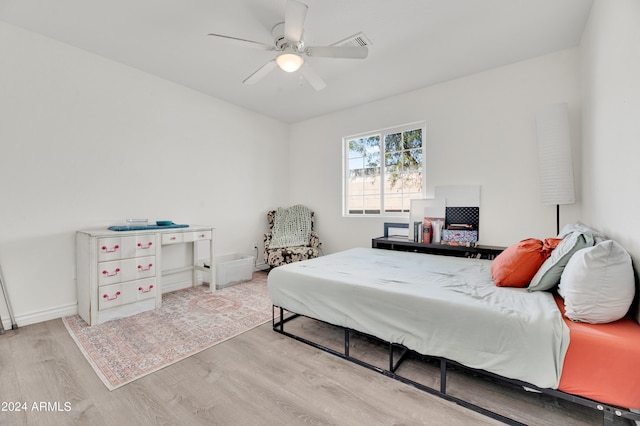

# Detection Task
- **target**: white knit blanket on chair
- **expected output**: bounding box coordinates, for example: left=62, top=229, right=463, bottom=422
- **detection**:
left=269, top=205, right=312, bottom=249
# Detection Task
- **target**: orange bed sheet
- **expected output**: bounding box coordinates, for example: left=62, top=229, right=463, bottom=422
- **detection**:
left=555, top=295, right=640, bottom=409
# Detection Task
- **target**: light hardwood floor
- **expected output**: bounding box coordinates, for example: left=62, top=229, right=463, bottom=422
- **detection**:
left=0, top=314, right=630, bottom=426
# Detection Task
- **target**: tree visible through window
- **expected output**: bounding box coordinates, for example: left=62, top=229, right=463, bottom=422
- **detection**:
left=344, top=122, right=425, bottom=215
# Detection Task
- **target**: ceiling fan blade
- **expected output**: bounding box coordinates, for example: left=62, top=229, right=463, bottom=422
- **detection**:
left=299, top=63, right=326, bottom=91
left=305, top=46, right=368, bottom=59
left=284, top=0, right=308, bottom=43
left=208, top=33, right=274, bottom=51
left=243, top=60, right=278, bottom=85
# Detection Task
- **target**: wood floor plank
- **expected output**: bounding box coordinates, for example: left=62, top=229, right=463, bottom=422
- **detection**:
left=0, top=316, right=631, bottom=426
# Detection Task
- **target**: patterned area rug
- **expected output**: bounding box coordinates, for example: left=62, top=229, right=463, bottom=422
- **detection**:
left=63, top=272, right=275, bottom=390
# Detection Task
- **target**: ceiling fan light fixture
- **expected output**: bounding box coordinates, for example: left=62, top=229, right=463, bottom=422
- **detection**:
left=276, top=52, right=304, bottom=72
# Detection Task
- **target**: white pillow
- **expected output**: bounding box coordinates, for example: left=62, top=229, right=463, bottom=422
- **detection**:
left=528, top=231, right=593, bottom=292
left=559, top=240, right=634, bottom=324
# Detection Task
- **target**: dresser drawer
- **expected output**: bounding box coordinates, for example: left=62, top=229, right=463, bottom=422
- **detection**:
left=161, top=233, right=184, bottom=245
left=98, top=255, right=156, bottom=286
left=183, top=230, right=212, bottom=242
left=98, top=283, right=135, bottom=311
left=97, top=235, right=156, bottom=261
left=98, top=278, right=157, bottom=311
left=135, top=280, right=157, bottom=301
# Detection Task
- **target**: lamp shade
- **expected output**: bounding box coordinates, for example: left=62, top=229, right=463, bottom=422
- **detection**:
left=536, top=103, right=576, bottom=206
left=276, top=53, right=304, bottom=72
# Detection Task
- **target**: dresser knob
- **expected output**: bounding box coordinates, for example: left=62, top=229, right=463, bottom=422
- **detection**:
left=101, top=244, right=120, bottom=253
left=138, top=285, right=154, bottom=293
left=103, top=291, right=121, bottom=301
left=137, top=263, right=153, bottom=271
left=102, top=268, right=120, bottom=277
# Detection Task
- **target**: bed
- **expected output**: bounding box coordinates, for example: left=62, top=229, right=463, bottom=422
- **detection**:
left=268, top=247, right=640, bottom=425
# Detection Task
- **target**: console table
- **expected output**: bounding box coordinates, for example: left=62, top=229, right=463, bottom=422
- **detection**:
left=372, top=236, right=504, bottom=260
left=76, top=225, right=215, bottom=326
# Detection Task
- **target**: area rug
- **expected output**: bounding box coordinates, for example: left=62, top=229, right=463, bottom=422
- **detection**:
left=63, top=272, right=275, bottom=391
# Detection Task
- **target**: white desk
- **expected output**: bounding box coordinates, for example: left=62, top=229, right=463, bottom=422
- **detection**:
left=76, top=225, right=215, bottom=326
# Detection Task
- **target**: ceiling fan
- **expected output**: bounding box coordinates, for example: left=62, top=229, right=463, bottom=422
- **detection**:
left=208, top=0, right=368, bottom=91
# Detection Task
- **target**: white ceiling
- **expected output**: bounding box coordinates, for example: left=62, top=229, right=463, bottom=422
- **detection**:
left=0, top=0, right=594, bottom=123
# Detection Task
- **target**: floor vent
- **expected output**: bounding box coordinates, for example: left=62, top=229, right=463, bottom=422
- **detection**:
left=331, top=32, right=372, bottom=48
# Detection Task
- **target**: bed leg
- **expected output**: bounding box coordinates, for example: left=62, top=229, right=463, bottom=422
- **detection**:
left=389, top=344, right=409, bottom=373
left=603, top=408, right=614, bottom=426
left=279, top=307, right=284, bottom=332
left=440, top=359, right=447, bottom=394
left=344, top=329, right=350, bottom=357
left=389, top=343, right=394, bottom=372
left=601, top=405, right=626, bottom=426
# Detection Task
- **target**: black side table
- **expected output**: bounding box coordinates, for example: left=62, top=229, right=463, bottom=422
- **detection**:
left=371, top=237, right=504, bottom=260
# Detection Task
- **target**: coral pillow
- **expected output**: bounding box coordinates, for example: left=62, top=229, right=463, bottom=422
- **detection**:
left=491, top=238, right=561, bottom=287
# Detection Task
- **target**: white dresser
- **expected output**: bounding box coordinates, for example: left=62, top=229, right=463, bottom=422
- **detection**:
left=76, top=225, right=215, bottom=325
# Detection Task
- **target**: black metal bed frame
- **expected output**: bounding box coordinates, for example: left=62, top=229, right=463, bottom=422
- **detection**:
left=272, top=306, right=640, bottom=426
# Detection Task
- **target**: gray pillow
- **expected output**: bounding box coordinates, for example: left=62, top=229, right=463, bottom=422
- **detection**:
left=558, top=222, right=607, bottom=243
left=528, top=231, right=594, bottom=292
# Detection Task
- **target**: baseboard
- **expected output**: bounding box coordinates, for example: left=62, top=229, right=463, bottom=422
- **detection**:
left=1, top=317, right=11, bottom=331
left=1, top=302, right=77, bottom=329
left=254, top=262, right=269, bottom=271
left=0, top=271, right=250, bottom=330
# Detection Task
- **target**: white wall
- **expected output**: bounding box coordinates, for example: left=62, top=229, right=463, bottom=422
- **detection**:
left=0, top=22, right=290, bottom=327
left=6, top=0, right=635, bottom=328
left=579, top=0, right=640, bottom=267
left=290, top=49, right=582, bottom=254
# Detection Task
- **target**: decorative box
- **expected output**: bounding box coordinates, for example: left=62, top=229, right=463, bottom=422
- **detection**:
left=442, top=229, right=478, bottom=243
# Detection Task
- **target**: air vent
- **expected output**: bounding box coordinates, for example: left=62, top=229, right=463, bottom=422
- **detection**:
left=331, top=32, right=372, bottom=48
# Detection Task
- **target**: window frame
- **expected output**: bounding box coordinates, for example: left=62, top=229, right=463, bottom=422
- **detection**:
left=342, top=121, right=427, bottom=217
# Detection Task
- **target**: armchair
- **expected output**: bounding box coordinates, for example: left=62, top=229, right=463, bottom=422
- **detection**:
left=263, top=206, right=320, bottom=268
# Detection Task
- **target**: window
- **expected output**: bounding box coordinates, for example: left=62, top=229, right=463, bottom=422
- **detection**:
left=344, top=122, right=426, bottom=216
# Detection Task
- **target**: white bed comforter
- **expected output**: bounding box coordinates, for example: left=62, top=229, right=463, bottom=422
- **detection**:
left=268, top=247, right=570, bottom=389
